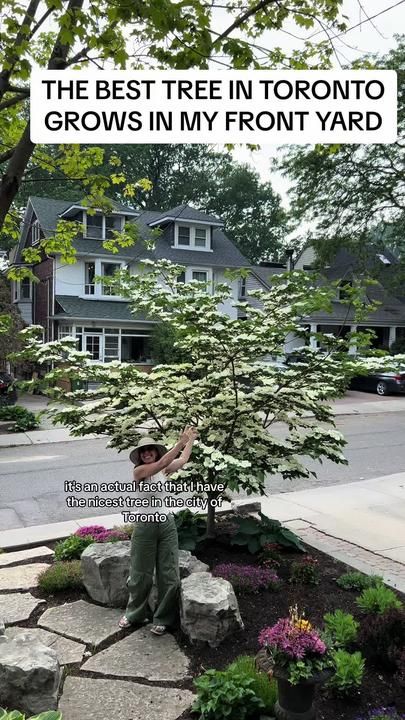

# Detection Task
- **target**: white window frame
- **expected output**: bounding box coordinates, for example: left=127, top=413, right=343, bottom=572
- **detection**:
left=82, top=259, right=124, bottom=299
left=173, top=223, right=212, bottom=251
left=59, top=325, right=153, bottom=364
left=83, top=211, right=124, bottom=240
left=13, top=279, right=32, bottom=302
left=182, top=266, right=213, bottom=292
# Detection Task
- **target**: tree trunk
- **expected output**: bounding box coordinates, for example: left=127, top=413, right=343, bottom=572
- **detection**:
left=205, top=489, right=218, bottom=538
left=0, top=0, right=84, bottom=231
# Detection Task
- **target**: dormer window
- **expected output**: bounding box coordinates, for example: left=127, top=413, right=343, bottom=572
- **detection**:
left=178, top=226, right=190, bottom=246
left=195, top=228, right=207, bottom=248
left=84, top=212, right=124, bottom=240
left=174, top=224, right=211, bottom=251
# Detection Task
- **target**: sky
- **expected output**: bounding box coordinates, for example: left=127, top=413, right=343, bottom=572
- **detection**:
left=230, top=0, right=404, bottom=204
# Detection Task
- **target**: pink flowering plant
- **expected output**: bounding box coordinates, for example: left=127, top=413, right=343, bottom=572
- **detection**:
left=258, top=606, right=332, bottom=684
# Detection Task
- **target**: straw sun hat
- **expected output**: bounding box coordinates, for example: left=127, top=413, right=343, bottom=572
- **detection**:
left=129, top=436, right=168, bottom=465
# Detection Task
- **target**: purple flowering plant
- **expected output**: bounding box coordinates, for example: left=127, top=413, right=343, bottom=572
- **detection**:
left=355, top=708, right=405, bottom=720
left=75, top=526, right=128, bottom=543
left=75, top=525, right=107, bottom=539
left=258, top=605, right=332, bottom=685
left=212, top=562, right=280, bottom=593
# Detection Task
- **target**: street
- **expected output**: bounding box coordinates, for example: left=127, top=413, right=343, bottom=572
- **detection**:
left=1, top=407, right=405, bottom=529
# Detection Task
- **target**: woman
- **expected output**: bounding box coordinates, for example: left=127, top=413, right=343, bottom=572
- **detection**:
left=119, top=426, right=198, bottom=635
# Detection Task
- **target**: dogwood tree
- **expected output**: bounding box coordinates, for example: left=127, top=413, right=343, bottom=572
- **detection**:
left=12, top=262, right=404, bottom=535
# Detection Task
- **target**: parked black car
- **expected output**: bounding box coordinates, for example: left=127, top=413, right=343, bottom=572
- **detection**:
left=350, top=370, right=405, bottom=396
left=0, top=372, right=17, bottom=404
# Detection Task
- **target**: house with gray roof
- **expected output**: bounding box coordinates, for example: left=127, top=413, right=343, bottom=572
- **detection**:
left=10, top=197, right=250, bottom=366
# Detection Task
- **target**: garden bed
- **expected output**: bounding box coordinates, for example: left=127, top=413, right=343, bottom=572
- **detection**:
left=1, top=515, right=404, bottom=720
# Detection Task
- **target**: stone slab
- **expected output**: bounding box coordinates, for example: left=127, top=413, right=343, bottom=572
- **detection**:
left=0, top=563, right=50, bottom=591
left=59, top=677, right=194, bottom=720
left=0, top=593, right=45, bottom=625
left=82, top=625, right=190, bottom=681
left=5, top=627, right=85, bottom=665
left=0, top=546, right=54, bottom=567
left=38, top=600, right=122, bottom=647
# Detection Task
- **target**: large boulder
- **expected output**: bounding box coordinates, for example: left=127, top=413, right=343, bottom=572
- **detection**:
left=180, top=571, right=244, bottom=647
left=148, top=550, right=209, bottom=612
left=0, top=634, right=60, bottom=714
left=81, top=542, right=209, bottom=609
left=81, top=541, right=131, bottom=607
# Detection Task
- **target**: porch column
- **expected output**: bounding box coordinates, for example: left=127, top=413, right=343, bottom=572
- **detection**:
left=389, top=326, right=396, bottom=349
left=310, top=324, right=318, bottom=349
left=349, top=325, right=357, bottom=355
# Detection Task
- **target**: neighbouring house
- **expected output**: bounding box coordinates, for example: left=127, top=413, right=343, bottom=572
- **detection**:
left=9, top=197, right=250, bottom=368
left=251, top=245, right=405, bottom=354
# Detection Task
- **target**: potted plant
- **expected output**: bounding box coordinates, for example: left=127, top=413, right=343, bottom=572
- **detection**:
left=257, top=605, right=332, bottom=720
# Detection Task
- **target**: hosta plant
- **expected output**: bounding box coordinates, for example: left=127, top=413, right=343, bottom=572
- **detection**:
left=192, top=668, right=265, bottom=720
left=230, top=513, right=304, bottom=555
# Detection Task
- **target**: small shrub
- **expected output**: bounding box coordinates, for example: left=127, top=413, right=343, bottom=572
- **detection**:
left=113, top=524, right=133, bottom=538
left=356, top=585, right=402, bottom=614
left=259, top=543, right=283, bottom=569
left=0, top=711, right=62, bottom=720
left=323, top=609, right=359, bottom=648
left=0, top=405, right=39, bottom=432
left=226, top=655, right=278, bottom=713
left=192, top=668, right=265, bottom=720
left=38, top=561, right=83, bottom=594
left=213, top=563, right=280, bottom=593
left=290, top=555, right=319, bottom=585
left=327, top=650, right=365, bottom=695
left=54, top=534, right=94, bottom=561
left=337, top=571, right=383, bottom=592
left=359, top=608, right=405, bottom=670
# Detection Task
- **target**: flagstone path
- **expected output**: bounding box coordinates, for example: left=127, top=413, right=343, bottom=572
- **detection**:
left=0, top=546, right=196, bottom=719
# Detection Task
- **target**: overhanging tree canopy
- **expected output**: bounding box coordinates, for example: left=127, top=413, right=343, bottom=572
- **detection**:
left=1, top=0, right=351, bottom=262
left=277, top=38, right=405, bottom=266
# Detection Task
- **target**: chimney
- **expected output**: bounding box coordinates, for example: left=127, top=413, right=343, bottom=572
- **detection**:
left=285, top=249, right=294, bottom=272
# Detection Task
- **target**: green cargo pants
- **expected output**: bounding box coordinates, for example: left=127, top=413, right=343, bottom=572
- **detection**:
left=125, top=515, right=180, bottom=628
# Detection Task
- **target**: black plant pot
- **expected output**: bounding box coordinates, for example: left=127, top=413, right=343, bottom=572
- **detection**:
left=273, top=667, right=331, bottom=720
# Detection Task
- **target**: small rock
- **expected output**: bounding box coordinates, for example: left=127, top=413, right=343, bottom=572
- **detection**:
left=180, top=572, right=244, bottom=647
left=178, top=549, right=209, bottom=578
left=231, top=499, right=262, bottom=515
left=0, top=618, right=5, bottom=635
left=0, top=635, right=60, bottom=715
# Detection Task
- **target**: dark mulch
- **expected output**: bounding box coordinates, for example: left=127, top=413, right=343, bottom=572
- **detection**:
left=2, top=519, right=404, bottom=720
left=174, top=525, right=404, bottom=720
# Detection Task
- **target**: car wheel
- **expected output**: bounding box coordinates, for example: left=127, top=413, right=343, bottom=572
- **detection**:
left=376, top=381, right=388, bottom=396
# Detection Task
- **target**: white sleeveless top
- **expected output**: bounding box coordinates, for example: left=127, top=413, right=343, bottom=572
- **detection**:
left=135, top=470, right=172, bottom=516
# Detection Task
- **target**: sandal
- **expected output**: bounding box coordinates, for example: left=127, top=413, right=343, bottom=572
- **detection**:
left=119, top=616, right=131, bottom=629
left=150, top=625, right=166, bottom=635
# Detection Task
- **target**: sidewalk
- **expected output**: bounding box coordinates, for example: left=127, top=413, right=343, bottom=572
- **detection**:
left=1, top=391, right=404, bottom=448
left=0, top=473, right=404, bottom=592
